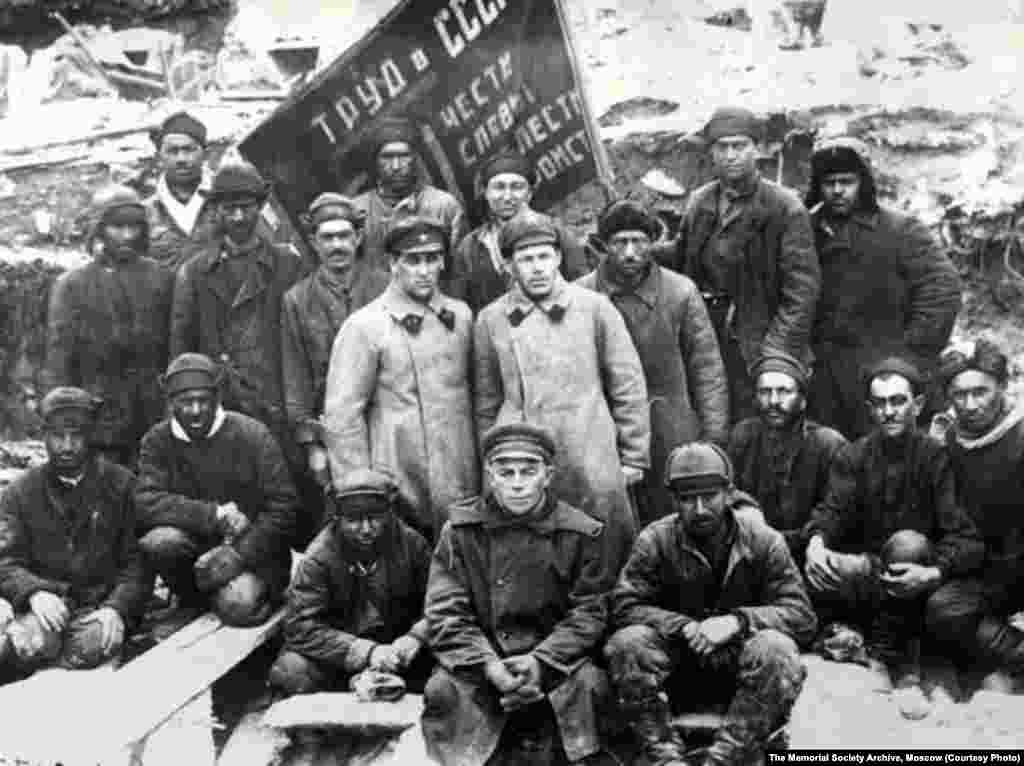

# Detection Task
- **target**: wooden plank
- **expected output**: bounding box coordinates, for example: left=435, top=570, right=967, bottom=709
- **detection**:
left=263, top=693, right=423, bottom=734
left=216, top=709, right=290, bottom=766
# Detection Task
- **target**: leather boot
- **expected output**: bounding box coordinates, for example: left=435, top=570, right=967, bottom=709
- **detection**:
left=977, top=617, right=1024, bottom=675
left=621, top=679, right=688, bottom=766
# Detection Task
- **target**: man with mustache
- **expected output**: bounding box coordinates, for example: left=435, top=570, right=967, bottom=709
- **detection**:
left=281, top=194, right=387, bottom=540
left=805, top=137, right=961, bottom=439
left=323, top=216, right=478, bottom=541
left=728, top=352, right=846, bottom=562
left=0, top=388, right=150, bottom=682
left=44, top=184, right=174, bottom=468
left=672, top=106, right=820, bottom=423
left=803, top=358, right=982, bottom=704
left=135, top=353, right=299, bottom=627
left=268, top=469, right=432, bottom=697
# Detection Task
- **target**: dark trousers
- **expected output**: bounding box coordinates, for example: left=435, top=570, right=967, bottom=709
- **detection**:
left=268, top=647, right=433, bottom=696
left=0, top=608, right=122, bottom=683
left=927, top=578, right=1024, bottom=673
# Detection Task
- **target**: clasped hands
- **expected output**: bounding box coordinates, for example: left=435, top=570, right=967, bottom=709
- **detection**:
left=485, top=654, right=545, bottom=712
left=683, top=614, right=742, bottom=659
left=368, top=634, right=423, bottom=674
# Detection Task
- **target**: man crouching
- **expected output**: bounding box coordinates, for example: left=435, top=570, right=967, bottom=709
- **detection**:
left=0, top=388, right=151, bottom=681
left=423, top=422, right=614, bottom=765
left=606, top=443, right=816, bottom=766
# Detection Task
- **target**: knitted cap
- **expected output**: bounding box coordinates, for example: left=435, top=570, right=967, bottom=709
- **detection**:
left=40, top=387, right=99, bottom=424
left=750, top=351, right=810, bottom=392
left=151, top=110, right=207, bottom=148
left=665, top=442, right=733, bottom=494
left=368, top=118, right=419, bottom=159
left=92, top=184, right=147, bottom=227
left=864, top=356, right=923, bottom=396
left=479, top=151, right=535, bottom=187
left=206, top=160, right=269, bottom=203
left=704, top=106, right=762, bottom=144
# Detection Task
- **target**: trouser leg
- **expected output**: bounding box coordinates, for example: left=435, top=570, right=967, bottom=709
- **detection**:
left=138, top=525, right=209, bottom=607
left=268, top=649, right=332, bottom=695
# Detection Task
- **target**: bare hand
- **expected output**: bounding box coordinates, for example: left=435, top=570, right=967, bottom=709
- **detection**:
left=1009, top=612, right=1024, bottom=632
left=29, top=591, right=68, bottom=632
left=216, top=502, right=250, bottom=542
left=0, top=598, right=13, bottom=628
left=80, top=606, right=125, bottom=653
left=805, top=538, right=841, bottom=593
left=485, top=659, right=525, bottom=695
left=369, top=644, right=402, bottom=673
left=622, top=465, right=645, bottom=486
left=880, top=563, right=941, bottom=599
left=699, top=615, right=742, bottom=648
left=390, top=634, right=422, bottom=669
left=499, top=655, right=545, bottom=712
left=307, top=446, right=331, bottom=488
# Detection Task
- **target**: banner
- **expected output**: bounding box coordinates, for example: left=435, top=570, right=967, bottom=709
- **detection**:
left=239, top=0, right=609, bottom=237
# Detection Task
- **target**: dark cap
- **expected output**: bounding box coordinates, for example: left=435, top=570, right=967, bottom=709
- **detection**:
left=162, top=353, right=223, bottom=396
left=92, top=184, right=147, bottom=227
left=40, top=387, right=99, bottom=424
left=938, top=339, right=1010, bottom=387
left=482, top=421, right=557, bottom=463
left=368, top=118, right=418, bottom=159
left=499, top=210, right=559, bottom=259
left=704, top=106, right=762, bottom=144
left=597, top=199, right=660, bottom=242
left=306, top=192, right=364, bottom=232
left=206, top=160, right=269, bottom=204
left=479, top=151, right=535, bottom=187
left=750, top=351, right=810, bottom=392
left=665, top=442, right=733, bottom=494
left=331, top=468, right=397, bottom=517
left=151, top=110, right=207, bottom=148
left=811, top=136, right=872, bottom=178
left=864, top=356, right=923, bottom=396
left=384, top=216, right=448, bottom=255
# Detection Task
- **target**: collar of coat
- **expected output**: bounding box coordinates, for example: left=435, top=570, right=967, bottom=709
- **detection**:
left=951, top=398, right=1024, bottom=451
left=671, top=496, right=765, bottom=567
left=200, top=232, right=275, bottom=274
left=171, top=406, right=227, bottom=442
left=505, top=274, right=572, bottom=319
left=594, top=260, right=660, bottom=310
left=812, top=207, right=880, bottom=236
left=381, top=281, right=452, bottom=322
left=447, top=493, right=603, bottom=538
left=155, top=166, right=213, bottom=236
left=692, top=176, right=773, bottom=227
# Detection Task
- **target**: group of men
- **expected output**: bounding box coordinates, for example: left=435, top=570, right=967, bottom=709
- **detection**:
left=0, top=101, right=1021, bottom=766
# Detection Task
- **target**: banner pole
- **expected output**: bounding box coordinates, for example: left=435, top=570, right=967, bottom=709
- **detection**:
left=552, top=0, right=618, bottom=205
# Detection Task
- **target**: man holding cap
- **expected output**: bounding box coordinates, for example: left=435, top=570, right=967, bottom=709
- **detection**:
left=805, top=136, right=961, bottom=439
left=673, top=106, right=820, bottom=423
left=353, top=118, right=467, bottom=274
left=606, top=442, right=814, bottom=766
left=475, top=209, right=649, bottom=573
left=579, top=199, right=729, bottom=523
left=423, top=422, right=613, bottom=765
left=0, top=387, right=150, bottom=680
left=728, top=351, right=846, bottom=561
left=136, top=353, right=299, bottom=627
left=803, top=357, right=982, bottom=700
left=448, top=150, right=588, bottom=313
left=44, top=184, right=175, bottom=469
left=323, top=215, right=477, bottom=540
left=269, top=468, right=432, bottom=697
left=281, top=193, right=388, bottom=540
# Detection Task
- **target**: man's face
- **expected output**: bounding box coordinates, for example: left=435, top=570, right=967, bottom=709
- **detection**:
left=673, top=486, right=729, bottom=539
left=487, top=456, right=552, bottom=516
left=484, top=172, right=532, bottom=222
left=710, top=135, right=759, bottom=184
left=606, top=229, right=653, bottom=283
left=171, top=388, right=219, bottom=441
left=101, top=221, right=145, bottom=262
left=376, top=141, right=416, bottom=191
left=336, top=511, right=389, bottom=551
left=44, top=420, right=91, bottom=477
left=392, top=247, right=444, bottom=303
left=508, top=243, right=562, bottom=300
left=821, top=171, right=861, bottom=218
left=949, top=370, right=1005, bottom=436
left=755, top=371, right=805, bottom=429
left=217, top=197, right=262, bottom=244
left=313, top=218, right=361, bottom=276
left=867, top=374, right=922, bottom=440
left=159, top=134, right=204, bottom=187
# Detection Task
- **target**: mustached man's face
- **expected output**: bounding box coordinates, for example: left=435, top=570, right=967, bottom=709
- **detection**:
left=313, top=218, right=361, bottom=276
left=755, top=371, right=805, bottom=429
left=821, top=171, right=861, bottom=218
left=867, top=374, right=922, bottom=440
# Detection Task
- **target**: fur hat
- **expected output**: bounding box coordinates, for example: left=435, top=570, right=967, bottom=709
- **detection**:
left=703, top=106, right=762, bottom=144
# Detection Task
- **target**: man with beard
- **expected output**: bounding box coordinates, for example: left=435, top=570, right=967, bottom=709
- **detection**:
left=673, top=107, right=820, bottom=423
left=323, top=216, right=478, bottom=541
left=728, top=353, right=846, bottom=561
left=926, top=340, right=1024, bottom=692
left=0, top=388, right=150, bottom=681
left=474, top=210, right=649, bottom=575
left=268, top=469, right=432, bottom=696
left=423, top=422, right=614, bottom=766
left=281, top=194, right=388, bottom=540
left=805, top=137, right=961, bottom=439
left=605, top=442, right=815, bottom=766
left=578, top=200, right=729, bottom=524
left=448, top=151, right=588, bottom=313
left=136, top=353, right=298, bottom=627
left=44, top=184, right=174, bottom=468
left=353, top=118, right=467, bottom=274
left=803, top=358, right=982, bottom=702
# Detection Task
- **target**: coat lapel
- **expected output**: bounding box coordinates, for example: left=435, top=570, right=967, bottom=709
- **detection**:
left=232, top=243, right=274, bottom=310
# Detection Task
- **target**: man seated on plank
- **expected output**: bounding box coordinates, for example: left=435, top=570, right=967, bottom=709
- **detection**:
left=135, top=352, right=299, bottom=628
left=0, top=387, right=151, bottom=682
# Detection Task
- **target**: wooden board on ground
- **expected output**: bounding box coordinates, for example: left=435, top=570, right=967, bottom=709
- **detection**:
left=264, top=693, right=423, bottom=734
left=217, top=708, right=291, bottom=766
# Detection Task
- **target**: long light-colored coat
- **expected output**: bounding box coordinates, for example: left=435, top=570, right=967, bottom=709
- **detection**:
left=322, top=282, right=479, bottom=538
left=474, top=277, right=650, bottom=572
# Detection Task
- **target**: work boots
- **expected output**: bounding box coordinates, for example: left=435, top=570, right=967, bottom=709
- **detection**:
left=977, top=616, right=1024, bottom=678
left=619, top=675, right=689, bottom=766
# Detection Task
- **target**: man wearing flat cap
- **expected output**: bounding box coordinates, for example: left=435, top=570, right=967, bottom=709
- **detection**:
left=672, top=106, right=820, bottom=424
left=475, top=209, right=650, bottom=575
left=268, top=468, right=433, bottom=697
left=728, top=352, right=846, bottom=562
left=927, top=339, right=1024, bottom=692
left=448, top=150, right=588, bottom=313
left=0, top=387, right=151, bottom=681
left=281, top=193, right=388, bottom=541
left=135, top=353, right=299, bottom=627
left=805, top=136, right=962, bottom=440
left=171, top=160, right=310, bottom=527
left=44, top=183, right=175, bottom=469
left=803, top=357, right=982, bottom=703
left=579, top=199, right=729, bottom=524
left=423, top=422, right=614, bottom=765
left=353, top=117, right=467, bottom=274
left=606, top=442, right=814, bottom=766
left=323, top=215, right=477, bottom=541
